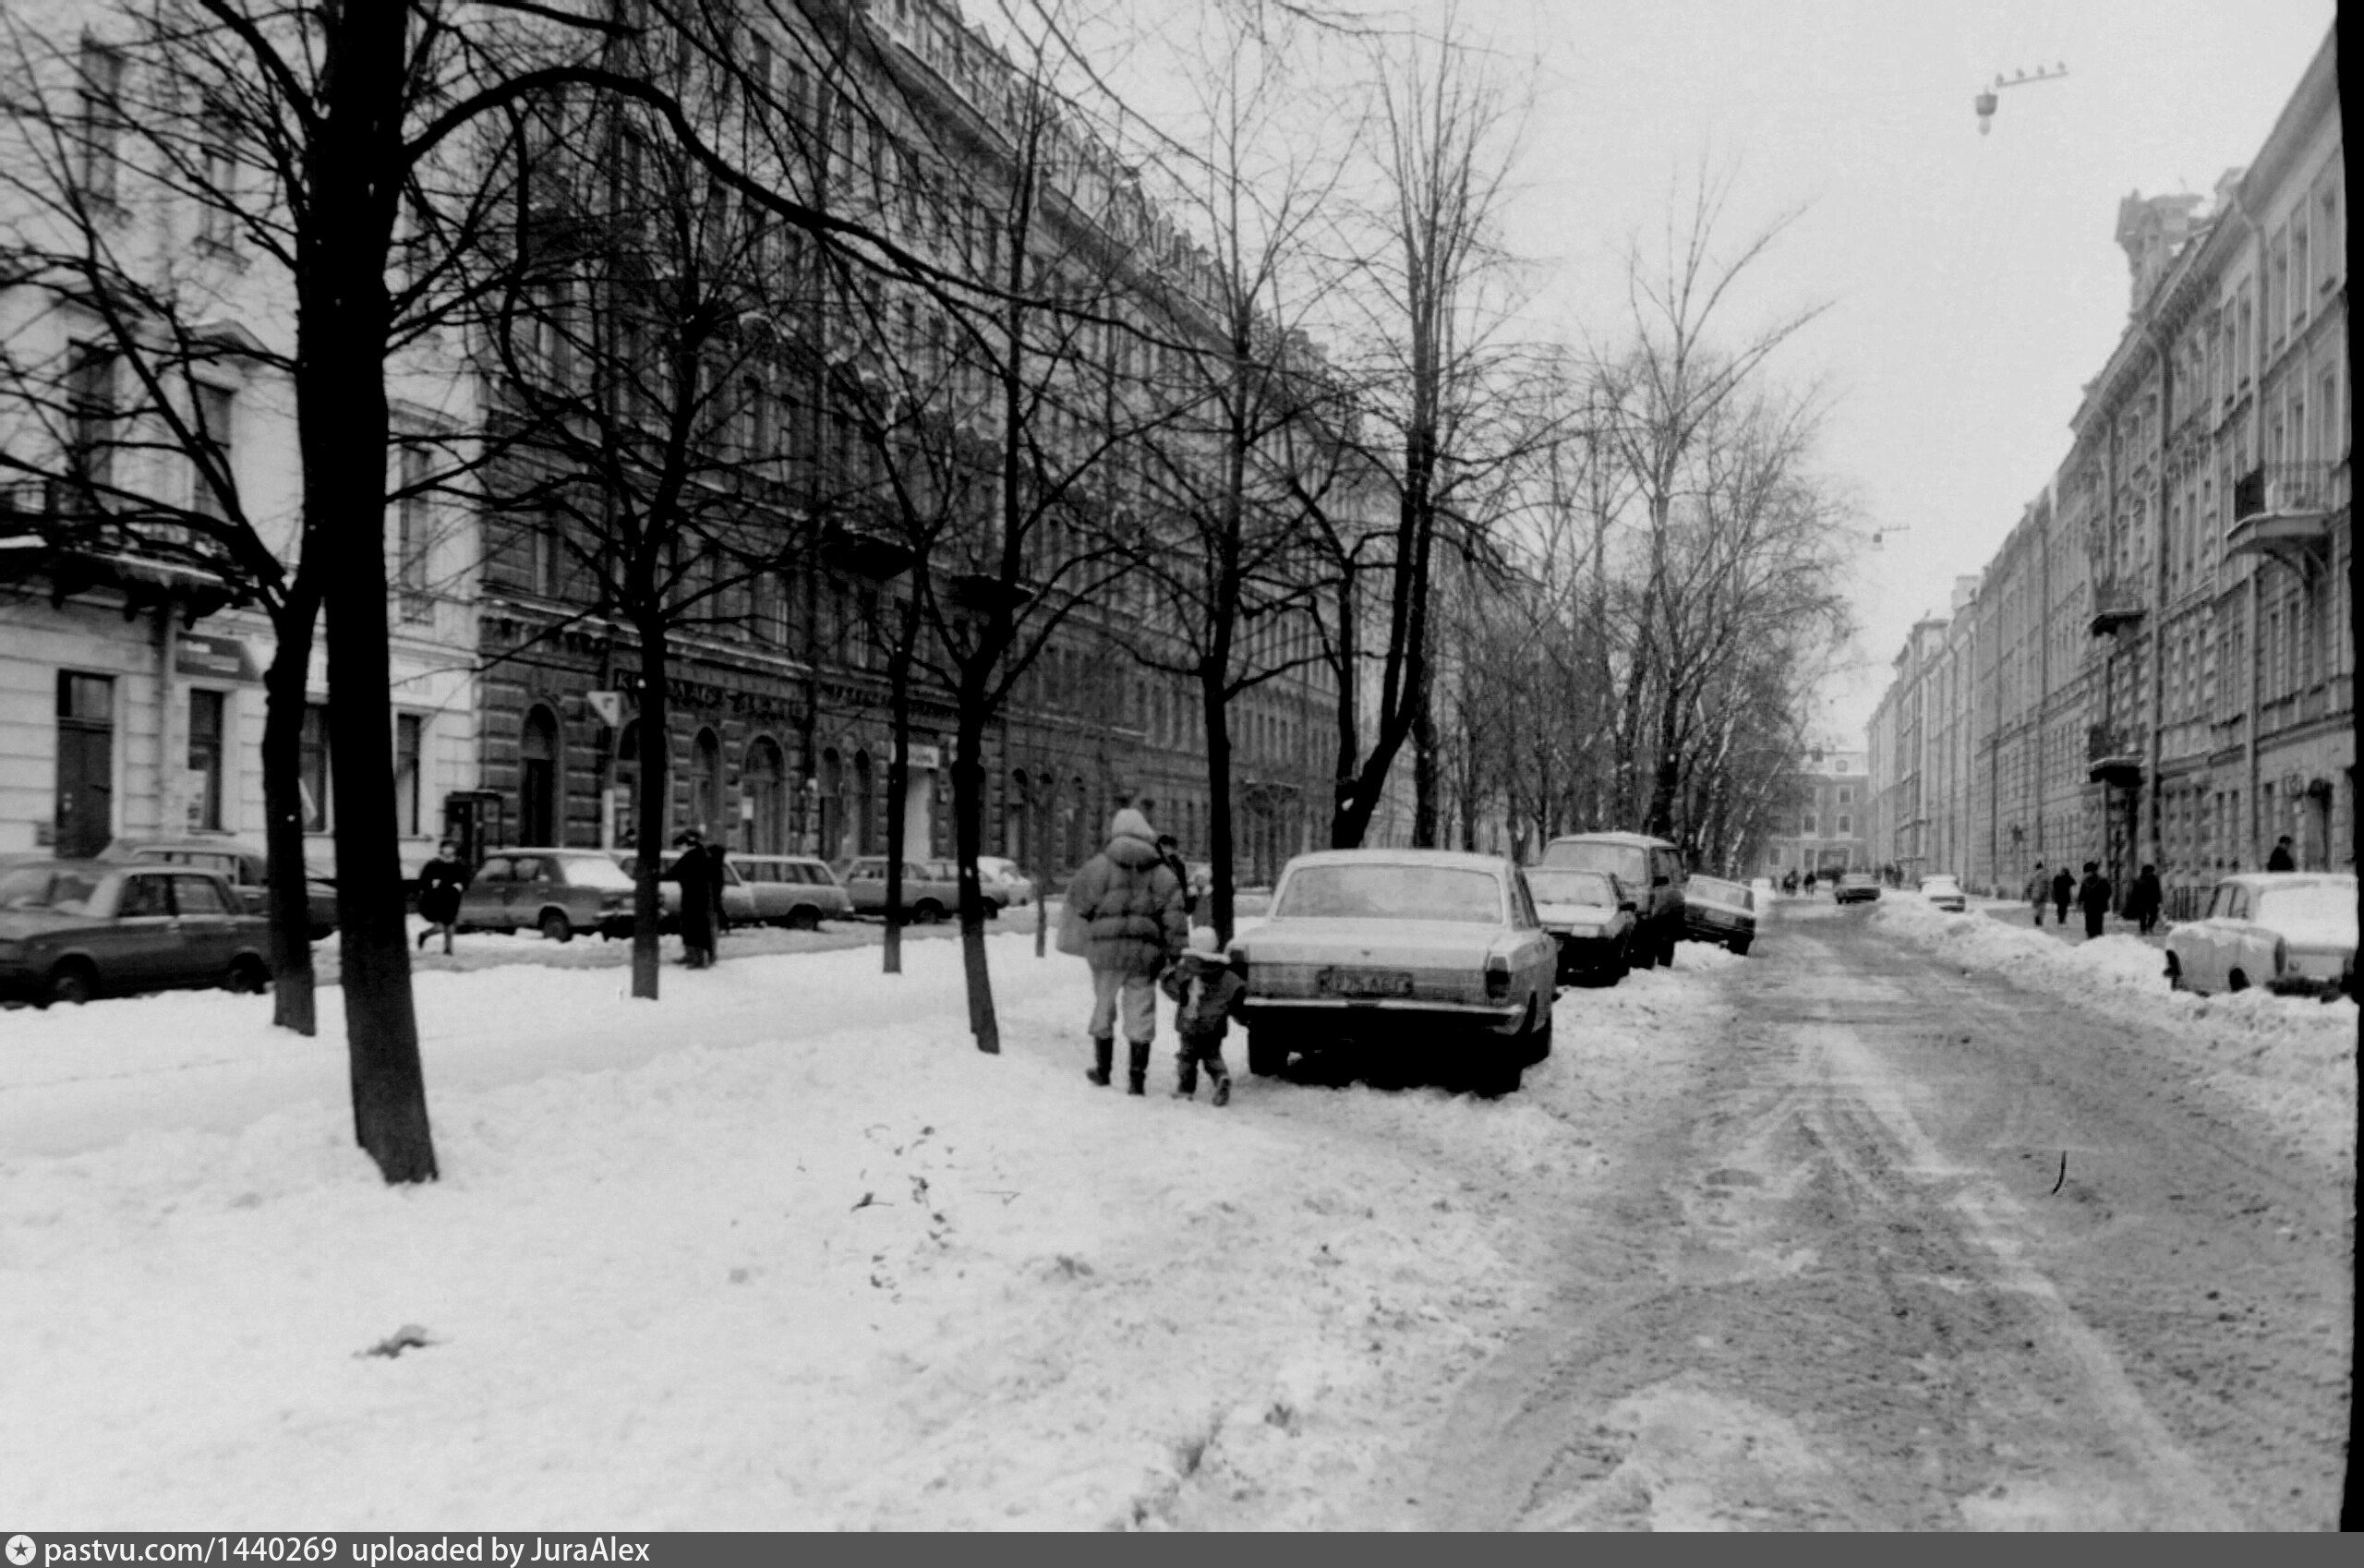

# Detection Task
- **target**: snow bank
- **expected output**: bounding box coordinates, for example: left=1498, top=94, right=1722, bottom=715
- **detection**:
left=1868, top=896, right=2357, bottom=1167
left=0, top=933, right=1582, bottom=1530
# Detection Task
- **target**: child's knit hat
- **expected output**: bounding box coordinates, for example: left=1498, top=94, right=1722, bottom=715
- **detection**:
left=1188, top=925, right=1219, bottom=954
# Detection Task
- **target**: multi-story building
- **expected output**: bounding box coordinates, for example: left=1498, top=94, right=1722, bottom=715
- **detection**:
left=1869, top=25, right=2347, bottom=901
left=1760, top=744, right=1871, bottom=881
left=0, top=18, right=480, bottom=877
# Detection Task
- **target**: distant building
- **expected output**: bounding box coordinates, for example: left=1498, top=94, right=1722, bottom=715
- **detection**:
left=1760, top=745, right=1871, bottom=879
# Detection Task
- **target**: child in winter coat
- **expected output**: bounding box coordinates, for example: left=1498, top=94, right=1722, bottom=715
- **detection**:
left=1159, top=926, right=1246, bottom=1105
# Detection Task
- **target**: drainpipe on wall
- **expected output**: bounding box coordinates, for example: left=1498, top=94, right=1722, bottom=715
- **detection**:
left=156, top=604, right=179, bottom=838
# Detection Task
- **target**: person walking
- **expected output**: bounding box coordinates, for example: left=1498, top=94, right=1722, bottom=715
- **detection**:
left=704, top=838, right=732, bottom=950
left=416, top=839, right=470, bottom=954
left=2129, top=862, right=2164, bottom=935
left=2024, top=861, right=2048, bottom=926
left=2050, top=864, right=2076, bottom=926
left=1064, top=807, right=1188, bottom=1094
left=1160, top=926, right=1245, bottom=1104
left=2267, top=835, right=2297, bottom=872
left=2077, top=860, right=2112, bottom=940
left=669, top=829, right=718, bottom=968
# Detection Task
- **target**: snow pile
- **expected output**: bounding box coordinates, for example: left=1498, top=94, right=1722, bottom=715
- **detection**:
left=1869, top=895, right=2357, bottom=1165
left=0, top=931, right=1636, bottom=1530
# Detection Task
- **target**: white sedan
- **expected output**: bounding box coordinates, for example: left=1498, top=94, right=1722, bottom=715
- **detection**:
left=1919, top=874, right=1967, bottom=912
left=2165, top=872, right=2356, bottom=997
left=1227, top=849, right=1558, bottom=1095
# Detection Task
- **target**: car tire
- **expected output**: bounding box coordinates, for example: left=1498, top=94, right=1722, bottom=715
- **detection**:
left=1730, top=936, right=1752, bottom=958
left=1526, top=1001, right=1554, bottom=1064
left=2165, top=952, right=2184, bottom=991
left=2227, top=968, right=2249, bottom=994
left=787, top=906, right=820, bottom=932
left=1472, top=1031, right=1524, bottom=1097
left=43, top=962, right=96, bottom=1007
left=225, top=956, right=270, bottom=995
left=911, top=899, right=945, bottom=925
left=539, top=910, right=573, bottom=944
left=1633, top=932, right=1657, bottom=971
left=1247, top=1027, right=1287, bottom=1078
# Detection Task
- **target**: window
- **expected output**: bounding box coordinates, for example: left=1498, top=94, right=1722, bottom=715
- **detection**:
left=199, top=109, right=237, bottom=248
left=393, top=445, right=431, bottom=621
left=190, top=383, right=233, bottom=522
left=172, top=874, right=229, bottom=916
left=1838, top=788, right=1853, bottom=805
left=394, top=714, right=424, bottom=838
left=187, top=689, right=224, bottom=832
left=76, top=40, right=124, bottom=204
left=66, top=343, right=116, bottom=491
left=1838, top=815, right=1852, bottom=835
left=1803, top=814, right=1818, bottom=835
left=300, top=704, right=331, bottom=831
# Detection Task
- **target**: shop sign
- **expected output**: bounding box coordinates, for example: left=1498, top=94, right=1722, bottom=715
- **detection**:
left=900, top=743, right=941, bottom=769
left=175, top=633, right=260, bottom=682
left=613, top=669, right=798, bottom=725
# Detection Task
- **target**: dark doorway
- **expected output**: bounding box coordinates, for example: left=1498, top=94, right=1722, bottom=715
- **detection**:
left=54, top=671, right=115, bottom=858
left=520, top=704, right=560, bottom=845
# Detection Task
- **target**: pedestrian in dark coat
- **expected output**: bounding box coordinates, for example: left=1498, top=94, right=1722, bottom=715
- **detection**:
left=2050, top=865, right=2076, bottom=925
left=704, top=840, right=732, bottom=944
left=2077, top=861, right=2112, bottom=939
left=669, top=830, right=718, bottom=967
left=2267, top=835, right=2297, bottom=872
left=1160, top=926, right=1246, bottom=1104
left=2129, top=863, right=2164, bottom=935
left=1065, top=807, right=1188, bottom=1093
left=416, top=840, right=469, bottom=954
left=2025, top=862, right=2047, bottom=926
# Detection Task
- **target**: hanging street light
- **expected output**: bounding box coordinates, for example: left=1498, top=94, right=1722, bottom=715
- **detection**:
left=1974, top=62, right=2069, bottom=136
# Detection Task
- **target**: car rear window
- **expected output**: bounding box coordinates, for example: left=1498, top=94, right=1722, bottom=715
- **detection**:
left=556, top=855, right=635, bottom=891
left=0, top=867, right=99, bottom=911
left=1275, top=863, right=1503, bottom=923
left=1691, top=876, right=1749, bottom=909
left=1525, top=869, right=1617, bottom=906
left=1539, top=840, right=1646, bottom=885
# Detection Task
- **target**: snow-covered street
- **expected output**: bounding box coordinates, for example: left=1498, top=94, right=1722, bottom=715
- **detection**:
left=2, top=895, right=2351, bottom=1529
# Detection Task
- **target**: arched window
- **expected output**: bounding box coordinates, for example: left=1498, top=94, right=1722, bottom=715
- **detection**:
left=689, top=727, right=723, bottom=838
left=745, top=735, right=787, bottom=854
left=520, top=704, right=561, bottom=845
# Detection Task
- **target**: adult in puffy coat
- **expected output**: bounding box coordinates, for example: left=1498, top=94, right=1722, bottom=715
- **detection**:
left=1065, top=807, right=1188, bottom=1094
left=669, top=829, right=718, bottom=968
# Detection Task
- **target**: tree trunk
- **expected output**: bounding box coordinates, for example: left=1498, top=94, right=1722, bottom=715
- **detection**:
left=259, top=612, right=319, bottom=1035
left=951, top=689, right=999, bottom=1053
left=883, top=665, right=909, bottom=976
left=1328, top=561, right=1364, bottom=848
left=1411, top=660, right=1440, bottom=848
left=630, top=623, right=670, bottom=1000
left=1204, top=669, right=1236, bottom=944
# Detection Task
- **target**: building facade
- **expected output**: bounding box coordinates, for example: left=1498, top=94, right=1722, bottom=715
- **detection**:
left=1759, top=745, right=1872, bottom=881
left=1868, top=28, right=2348, bottom=902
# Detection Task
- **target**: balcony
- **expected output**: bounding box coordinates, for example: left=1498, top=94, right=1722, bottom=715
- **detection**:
left=2225, top=462, right=2339, bottom=574
left=2085, top=722, right=2142, bottom=787
left=815, top=515, right=911, bottom=579
left=2087, top=577, right=2146, bottom=636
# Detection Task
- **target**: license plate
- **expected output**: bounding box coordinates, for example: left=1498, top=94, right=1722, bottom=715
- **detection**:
left=1319, top=967, right=1414, bottom=999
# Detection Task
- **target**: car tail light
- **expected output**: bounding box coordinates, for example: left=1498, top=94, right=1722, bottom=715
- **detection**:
left=1485, top=954, right=1512, bottom=1004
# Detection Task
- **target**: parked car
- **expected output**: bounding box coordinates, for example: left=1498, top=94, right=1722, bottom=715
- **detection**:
left=1522, top=865, right=1636, bottom=984
left=101, top=836, right=339, bottom=939
left=2165, top=872, right=2357, bottom=998
left=1537, top=831, right=1686, bottom=969
left=727, top=853, right=853, bottom=929
left=456, top=849, right=635, bottom=942
left=839, top=856, right=992, bottom=921
left=1227, top=849, right=1558, bottom=1096
left=1833, top=870, right=1881, bottom=905
left=0, top=859, right=271, bottom=1007
left=1918, top=874, right=1967, bottom=912
left=974, top=856, right=1036, bottom=909
left=1683, top=874, right=1758, bottom=954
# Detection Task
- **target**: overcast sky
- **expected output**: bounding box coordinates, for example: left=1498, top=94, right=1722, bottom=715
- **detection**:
left=1447, top=0, right=2336, bottom=743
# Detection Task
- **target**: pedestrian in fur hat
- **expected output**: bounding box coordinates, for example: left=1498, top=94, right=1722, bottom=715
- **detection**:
left=1063, top=806, right=1188, bottom=1092
left=1160, top=925, right=1245, bottom=1104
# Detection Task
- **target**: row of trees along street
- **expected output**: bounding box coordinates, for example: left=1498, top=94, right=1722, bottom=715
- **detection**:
left=0, top=0, right=1856, bottom=1183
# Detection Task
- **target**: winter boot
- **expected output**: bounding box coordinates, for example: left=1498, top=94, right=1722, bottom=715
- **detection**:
left=1127, top=1040, right=1152, bottom=1096
left=1209, top=1066, right=1232, bottom=1107
left=1086, top=1036, right=1115, bottom=1088
left=1174, top=1054, right=1199, bottom=1099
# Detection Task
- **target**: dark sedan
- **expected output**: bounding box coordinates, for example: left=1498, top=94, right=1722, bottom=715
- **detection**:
left=103, top=837, right=339, bottom=938
left=0, top=859, right=271, bottom=1007
left=1833, top=870, right=1881, bottom=905
left=1682, top=875, right=1757, bottom=954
